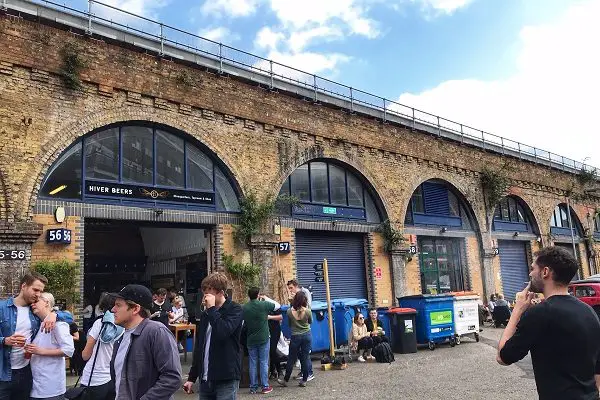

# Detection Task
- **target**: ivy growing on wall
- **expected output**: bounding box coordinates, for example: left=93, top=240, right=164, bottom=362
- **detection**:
left=222, top=254, right=260, bottom=300
left=378, top=219, right=406, bottom=252
left=480, top=163, right=513, bottom=211
left=577, top=167, right=598, bottom=187
left=31, top=259, right=80, bottom=306
left=235, top=191, right=299, bottom=246
left=59, top=43, right=87, bottom=90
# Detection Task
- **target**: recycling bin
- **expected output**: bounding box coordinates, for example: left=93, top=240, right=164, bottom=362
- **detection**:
left=281, top=301, right=333, bottom=352
left=388, top=308, right=417, bottom=354
left=398, top=294, right=456, bottom=350
left=376, top=307, right=392, bottom=342
left=332, top=298, right=369, bottom=346
left=452, top=293, right=480, bottom=344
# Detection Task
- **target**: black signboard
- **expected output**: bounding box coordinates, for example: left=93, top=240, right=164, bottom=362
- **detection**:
left=46, top=228, right=72, bottom=244
left=85, top=180, right=214, bottom=205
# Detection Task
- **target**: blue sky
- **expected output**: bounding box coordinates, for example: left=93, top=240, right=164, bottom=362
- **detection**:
left=51, top=0, right=599, bottom=167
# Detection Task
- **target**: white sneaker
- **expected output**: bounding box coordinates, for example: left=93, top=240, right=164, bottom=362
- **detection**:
left=306, top=374, right=315, bottom=382
left=357, top=356, right=366, bottom=362
left=295, top=360, right=300, bottom=368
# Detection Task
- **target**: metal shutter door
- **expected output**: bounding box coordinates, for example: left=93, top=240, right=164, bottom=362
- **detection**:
left=423, top=182, right=449, bottom=215
left=295, top=231, right=367, bottom=302
left=498, top=240, right=529, bottom=302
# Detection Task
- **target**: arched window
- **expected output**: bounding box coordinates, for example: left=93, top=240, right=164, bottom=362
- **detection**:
left=493, top=196, right=535, bottom=233
left=40, top=124, right=240, bottom=211
left=277, top=161, right=382, bottom=223
left=404, top=180, right=473, bottom=229
left=550, top=204, right=582, bottom=237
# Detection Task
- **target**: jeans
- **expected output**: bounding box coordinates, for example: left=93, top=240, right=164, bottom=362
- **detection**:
left=248, top=341, right=270, bottom=390
left=284, top=332, right=312, bottom=382
left=199, top=380, right=239, bottom=400
left=30, top=396, right=64, bottom=400
left=0, top=365, right=33, bottom=400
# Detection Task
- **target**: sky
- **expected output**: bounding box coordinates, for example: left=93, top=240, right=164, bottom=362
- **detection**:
left=51, top=0, right=599, bottom=168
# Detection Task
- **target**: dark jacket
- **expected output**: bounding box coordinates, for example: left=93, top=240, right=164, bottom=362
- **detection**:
left=187, top=297, right=243, bottom=383
left=110, top=318, right=182, bottom=400
left=365, top=318, right=384, bottom=333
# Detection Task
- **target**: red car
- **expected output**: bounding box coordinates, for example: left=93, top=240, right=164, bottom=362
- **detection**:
left=568, top=276, right=600, bottom=316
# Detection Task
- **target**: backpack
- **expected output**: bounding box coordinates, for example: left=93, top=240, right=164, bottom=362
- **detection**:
left=372, top=342, right=395, bottom=363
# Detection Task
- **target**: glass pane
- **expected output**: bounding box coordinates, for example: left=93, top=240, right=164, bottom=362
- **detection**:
left=215, top=167, right=239, bottom=211
left=84, top=128, right=119, bottom=181
left=156, top=130, right=184, bottom=187
left=412, top=186, right=424, bottom=213
left=501, top=202, right=510, bottom=220
left=551, top=209, right=558, bottom=227
left=516, top=204, right=526, bottom=223
left=40, top=142, right=82, bottom=199
left=493, top=204, right=502, bottom=220
left=122, top=126, right=153, bottom=185
left=329, top=164, right=346, bottom=205
left=421, top=268, right=438, bottom=295
left=560, top=206, right=570, bottom=228
left=448, top=191, right=460, bottom=216
left=347, top=173, right=363, bottom=207
left=290, top=164, right=309, bottom=201
left=420, top=239, right=435, bottom=254
left=404, top=205, right=413, bottom=225
left=310, top=162, right=328, bottom=203
left=186, top=145, right=213, bottom=191
left=365, top=192, right=381, bottom=223
left=508, top=198, right=518, bottom=223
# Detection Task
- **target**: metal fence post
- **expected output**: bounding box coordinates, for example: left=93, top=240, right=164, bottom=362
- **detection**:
left=383, top=99, right=387, bottom=123
left=517, top=142, right=521, bottom=159
left=349, top=87, right=354, bottom=113
left=481, top=130, right=485, bottom=150
left=159, top=23, right=164, bottom=56
left=269, top=60, right=273, bottom=90
left=533, top=147, right=537, bottom=162
left=218, top=43, right=223, bottom=74
left=313, top=75, right=317, bottom=102
left=437, top=116, right=441, bottom=136
left=86, top=0, right=93, bottom=35
left=411, top=108, right=415, bottom=130
left=501, top=137, right=504, bottom=155
left=460, top=124, right=464, bottom=144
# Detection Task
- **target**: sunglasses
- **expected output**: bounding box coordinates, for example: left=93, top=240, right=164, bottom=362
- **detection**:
left=358, top=317, right=364, bottom=320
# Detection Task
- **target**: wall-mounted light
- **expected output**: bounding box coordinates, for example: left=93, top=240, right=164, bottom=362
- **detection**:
left=440, top=227, right=447, bottom=233
left=273, top=223, right=281, bottom=235
left=513, top=231, right=519, bottom=237
left=536, top=236, right=542, bottom=243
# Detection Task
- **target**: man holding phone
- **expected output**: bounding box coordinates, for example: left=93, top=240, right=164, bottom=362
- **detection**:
left=183, top=273, right=243, bottom=399
left=497, top=246, right=600, bottom=399
left=0, top=272, right=71, bottom=400
left=150, top=288, right=173, bottom=328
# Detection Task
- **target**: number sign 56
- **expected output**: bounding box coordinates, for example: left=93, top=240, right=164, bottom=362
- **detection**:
left=47, top=228, right=72, bottom=244
left=0, top=250, right=26, bottom=260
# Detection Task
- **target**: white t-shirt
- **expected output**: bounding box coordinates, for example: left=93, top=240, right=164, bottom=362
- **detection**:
left=171, top=307, right=184, bottom=323
left=94, top=305, right=103, bottom=318
left=30, top=321, right=74, bottom=398
left=114, top=328, right=134, bottom=398
left=80, top=319, right=113, bottom=387
left=11, top=305, right=32, bottom=370
left=202, top=323, right=212, bottom=381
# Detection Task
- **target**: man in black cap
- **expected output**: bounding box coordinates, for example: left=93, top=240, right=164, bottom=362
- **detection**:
left=110, top=284, right=182, bottom=400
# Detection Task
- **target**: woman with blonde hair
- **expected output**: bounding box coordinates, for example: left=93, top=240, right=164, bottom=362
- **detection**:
left=278, top=291, right=312, bottom=388
left=27, top=292, right=75, bottom=399
left=351, top=313, right=374, bottom=362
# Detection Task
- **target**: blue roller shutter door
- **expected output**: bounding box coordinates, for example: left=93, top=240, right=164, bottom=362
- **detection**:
left=498, top=240, right=529, bottom=302
left=423, top=182, right=450, bottom=215
left=295, top=231, right=367, bottom=302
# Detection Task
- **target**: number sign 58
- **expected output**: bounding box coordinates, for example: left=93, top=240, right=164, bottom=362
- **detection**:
left=47, top=228, right=72, bottom=244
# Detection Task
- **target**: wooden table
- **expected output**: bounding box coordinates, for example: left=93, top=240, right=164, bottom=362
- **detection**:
left=169, top=323, right=196, bottom=362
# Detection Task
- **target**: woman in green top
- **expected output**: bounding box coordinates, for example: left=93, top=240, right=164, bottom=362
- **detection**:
left=278, top=291, right=312, bottom=387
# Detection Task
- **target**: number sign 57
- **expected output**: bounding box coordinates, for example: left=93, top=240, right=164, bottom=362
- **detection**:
left=278, top=242, right=291, bottom=253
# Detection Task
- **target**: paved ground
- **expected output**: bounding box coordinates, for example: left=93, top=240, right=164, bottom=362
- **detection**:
left=67, top=326, right=537, bottom=399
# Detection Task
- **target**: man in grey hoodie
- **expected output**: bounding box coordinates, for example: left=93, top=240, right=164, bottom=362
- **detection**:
left=109, top=284, right=182, bottom=400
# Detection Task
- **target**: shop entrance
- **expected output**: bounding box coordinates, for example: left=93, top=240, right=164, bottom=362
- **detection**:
left=84, top=219, right=211, bottom=320
left=419, top=237, right=465, bottom=294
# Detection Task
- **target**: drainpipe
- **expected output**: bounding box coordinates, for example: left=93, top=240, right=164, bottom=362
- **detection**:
left=566, top=197, right=580, bottom=277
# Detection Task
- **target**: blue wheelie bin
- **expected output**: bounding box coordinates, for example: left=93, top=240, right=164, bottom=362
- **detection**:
left=398, top=294, right=456, bottom=350
left=332, top=298, right=368, bottom=346
left=376, top=307, right=392, bottom=341
left=281, top=301, right=333, bottom=353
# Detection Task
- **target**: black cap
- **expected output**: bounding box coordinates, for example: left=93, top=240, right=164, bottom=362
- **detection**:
left=110, top=284, right=153, bottom=310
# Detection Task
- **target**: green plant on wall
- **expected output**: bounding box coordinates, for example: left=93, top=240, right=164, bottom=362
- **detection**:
left=577, top=166, right=598, bottom=187
left=59, top=43, right=87, bottom=90
left=480, top=163, right=513, bottom=212
left=235, top=191, right=299, bottom=245
left=378, top=219, right=406, bottom=252
left=222, top=254, right=261, bottom=301
left=31, top=259, right=80, bottom=307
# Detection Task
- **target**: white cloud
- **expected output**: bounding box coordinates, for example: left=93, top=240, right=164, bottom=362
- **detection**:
left=93, top=0, right=168, bottom=19
left=200, top=0, right=261, bottom=18
left=267, top=51, right=350, bottom=76
left=411, top=0, right=474, bottom=14
left=255, top=27, right=285, bottom=51
left=288, top=26, right=344, bottom=53
left=395, top=0, right=600, bottom=167
left=198, top=27, right=240, bottom=43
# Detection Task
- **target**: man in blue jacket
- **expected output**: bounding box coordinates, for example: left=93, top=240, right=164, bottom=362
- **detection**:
left=0, top=272, right=72, bottom=400
left=183, top=272, right=243, bottom=399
